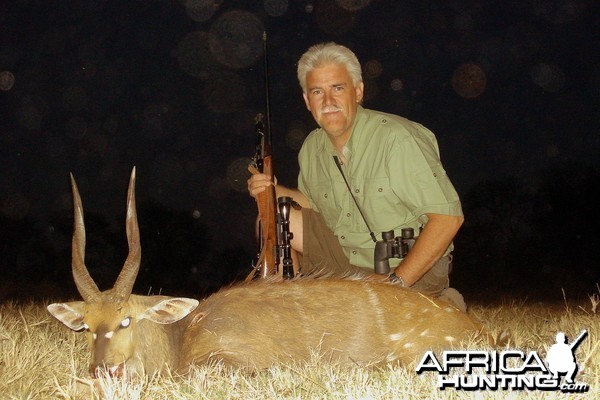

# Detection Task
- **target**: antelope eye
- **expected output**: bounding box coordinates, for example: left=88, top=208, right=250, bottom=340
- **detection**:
left=120, top=317, right=131, bottom=328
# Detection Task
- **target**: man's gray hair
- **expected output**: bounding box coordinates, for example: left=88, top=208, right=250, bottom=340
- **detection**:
left=297, top=42, right=363, bottom=93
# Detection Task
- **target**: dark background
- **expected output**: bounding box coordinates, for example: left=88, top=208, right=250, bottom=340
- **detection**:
left=0, top=0, right=597, bottom=302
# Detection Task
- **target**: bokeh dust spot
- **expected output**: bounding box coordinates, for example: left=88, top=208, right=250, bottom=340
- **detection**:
left=0, top=70, right=15, bottom=91
left=362, top=78, right=379, bottom=102
left=227, top=157, right=253, bottom=192
left=177, top=31, right=220, bottom=80
left=364, top=59, right=383, bottom=79
left=209, top=10, right=264, bottom=69
left=335, top=0, right=371, bottom=12
left=286, top=120, right=307, bottom=151
left=531, top=0, right=586, bottom=24
left=264, top=0, right=289, bottom=17
left=390, top=78, right=404, bottom=92
left=451, top=63, right=487, bottom=99
left=530, top=63, right=566, bottom=93
left=183, top=0, right=224, bottom=22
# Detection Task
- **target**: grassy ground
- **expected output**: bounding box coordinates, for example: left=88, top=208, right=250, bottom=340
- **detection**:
left=1, top=290, right=598, bottom=399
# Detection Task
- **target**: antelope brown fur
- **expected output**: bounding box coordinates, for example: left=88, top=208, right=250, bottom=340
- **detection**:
left=178, top=278, right=485, bottom=371
left=47, top=168, right=199, bottom=377
left=48, top=168, right=487, bottom=378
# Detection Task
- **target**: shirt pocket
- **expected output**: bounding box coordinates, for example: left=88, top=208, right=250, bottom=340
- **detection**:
left=308, top=181, right=340, bottom=228
left=352, top=177, right=400, bottom=232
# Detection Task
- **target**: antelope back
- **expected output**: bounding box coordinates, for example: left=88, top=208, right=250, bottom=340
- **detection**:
left=47, top=168, right=198, bottom=377
left=179, top=279, right=485, bottom=371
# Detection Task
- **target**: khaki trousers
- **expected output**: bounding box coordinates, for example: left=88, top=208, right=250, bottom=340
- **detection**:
left=300, top=208, right=451, bottom=298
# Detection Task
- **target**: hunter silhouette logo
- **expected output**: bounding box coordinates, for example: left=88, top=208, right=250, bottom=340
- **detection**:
left=546, top=330, right=587, bottom=384
left=416, top=329, right=590, bottom=393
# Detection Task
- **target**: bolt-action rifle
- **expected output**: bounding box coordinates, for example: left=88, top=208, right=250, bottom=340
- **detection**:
left=246, top=32, right=294, bottom=281
left=568, top=329, right=588, bottom=350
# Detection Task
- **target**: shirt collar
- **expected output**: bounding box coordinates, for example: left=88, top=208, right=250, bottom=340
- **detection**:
left=322, top=106, right=366, bottom=161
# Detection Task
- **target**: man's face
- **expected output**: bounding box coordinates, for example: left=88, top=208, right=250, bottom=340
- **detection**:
left=303, top=63, right=364, bottom=148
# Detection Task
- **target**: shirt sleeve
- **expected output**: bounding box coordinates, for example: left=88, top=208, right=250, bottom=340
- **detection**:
left=386, top=123, right=463, bottom=219
left=297, top=141, right=319, bottom=211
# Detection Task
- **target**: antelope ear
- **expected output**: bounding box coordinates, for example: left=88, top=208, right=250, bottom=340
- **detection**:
left=140, top=298, right=199, bottom=324
left=47, top=302, right=87, bottom=331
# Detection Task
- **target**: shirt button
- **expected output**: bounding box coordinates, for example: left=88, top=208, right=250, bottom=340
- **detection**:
left=324, top=193, right=328, bottom=198
left=346, top=213, right=351, bottom=217
left=352, top=250, right=357, bottom=255
left=355, top=189, right=360, bottom=193
left=378, top=188, right=383, bottom=192
left=340, top=235, right=345, bottom=240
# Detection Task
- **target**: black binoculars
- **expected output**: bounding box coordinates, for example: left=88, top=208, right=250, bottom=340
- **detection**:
left=373, top=228, right=417, bottom=274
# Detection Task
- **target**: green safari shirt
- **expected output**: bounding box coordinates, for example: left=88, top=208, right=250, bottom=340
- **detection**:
left=297, top=106, right=463, bottom=269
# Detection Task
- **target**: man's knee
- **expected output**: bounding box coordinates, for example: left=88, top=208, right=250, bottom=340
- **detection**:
left=290, top=207, right=304, bottom=253
left=438, top=287, right=467, bottom=312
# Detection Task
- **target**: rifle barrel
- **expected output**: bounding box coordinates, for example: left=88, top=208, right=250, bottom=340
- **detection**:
left=569, top=329, right=588, bottom=350
left=262, top=31, right=272, bottom=145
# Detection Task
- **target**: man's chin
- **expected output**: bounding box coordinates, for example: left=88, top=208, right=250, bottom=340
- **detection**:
left=319, top=116, right=345, bottom=130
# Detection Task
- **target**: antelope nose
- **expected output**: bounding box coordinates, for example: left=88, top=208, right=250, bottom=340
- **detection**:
left=89, top=364, right=100, bottom=378
left=90, top=363, right=124, bottom=378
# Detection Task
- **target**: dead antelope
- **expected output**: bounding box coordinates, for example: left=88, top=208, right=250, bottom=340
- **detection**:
left=47, top=168, right=199, bottom=377
left=179, top=278, right=487, bottom=371
left=48, top=169, right=488, bottom=377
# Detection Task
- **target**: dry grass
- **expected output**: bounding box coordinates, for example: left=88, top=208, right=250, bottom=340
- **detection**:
left=1, top=290, right=598, bottom=400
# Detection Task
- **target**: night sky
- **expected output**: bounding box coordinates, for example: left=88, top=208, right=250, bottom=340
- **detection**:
left=0, top=0, right=598, bottom=301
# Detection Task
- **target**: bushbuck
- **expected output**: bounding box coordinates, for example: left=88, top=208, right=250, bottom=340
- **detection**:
left=179, top=278, right=486, bottom=371
left=49, top=168, right=489, bottom=377
left=47, top=168, right=199, bottom=377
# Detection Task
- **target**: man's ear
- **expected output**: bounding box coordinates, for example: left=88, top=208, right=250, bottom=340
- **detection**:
left=355, top=81, right=364, bottom=103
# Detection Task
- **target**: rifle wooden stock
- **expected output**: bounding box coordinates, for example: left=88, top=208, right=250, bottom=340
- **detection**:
left=246, top=159, right=278, bottom=281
